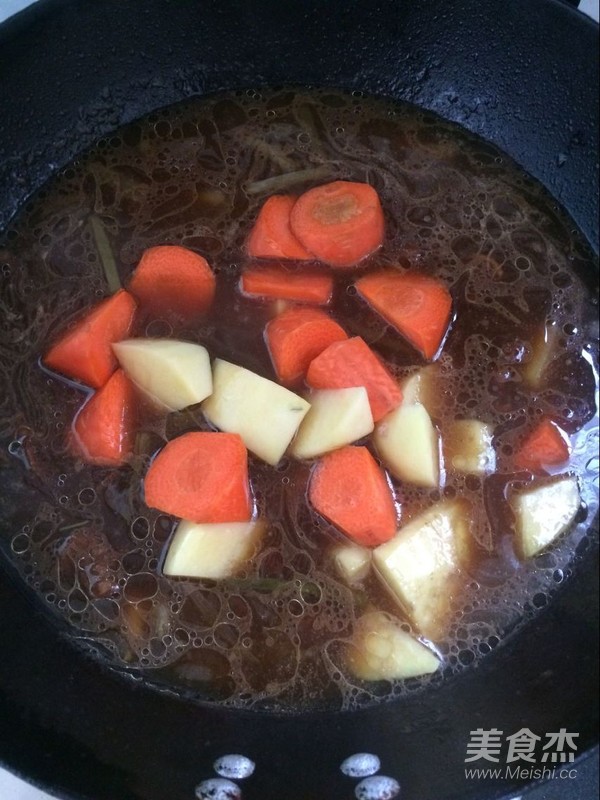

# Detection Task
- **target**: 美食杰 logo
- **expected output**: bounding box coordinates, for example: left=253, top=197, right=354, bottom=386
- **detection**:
left=464, top=728, right=580, bottom=782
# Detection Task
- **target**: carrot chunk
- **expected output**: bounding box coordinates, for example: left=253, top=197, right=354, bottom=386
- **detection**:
left=356, top=270, right=452, bottom=360
left=144, top=432, right=252, bottom=523
left=246, top=195, right=313, bottom=260
left=128, top=245, right=216, bottom=320
left=306, top=336, right=402, bottom=422
left=72, top=370, right=136, bottom=467
left=515, top=419, right=571, bottom=472
left=240, top=263, right=333, bottom=305
left=290, top=181, right=384, bottom=268
left=265, top=307, right=347, bottom=385
left=44, top=289, right=137, bottom=389
left=309, top=446, right=397, bottom=546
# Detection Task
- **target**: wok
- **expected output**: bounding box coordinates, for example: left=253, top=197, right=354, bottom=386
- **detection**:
left=0, top=1, right=597, bottom=799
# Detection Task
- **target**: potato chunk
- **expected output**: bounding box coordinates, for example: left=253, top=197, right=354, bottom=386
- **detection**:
left=202, top=359, right=310, bottom=465
left=511, top=475, right=580, bottom=559
left=522, top=321, right=559, bottom=389
left=347, top=611, right=440, bottom=681
left=374, top=401, right=440, bottom=487
left=401, top=365, right=443, bottom=417
left=163, top=519, right=265, bottom=579
left=372, top=500, right=473, bottom=639
left=291, top=387, right=373, bottom=459
left=113, top=338, right=212, bottom=411
left=331, top=543, right=372, bottom=584
left=444, top=419, right=495, bottom=475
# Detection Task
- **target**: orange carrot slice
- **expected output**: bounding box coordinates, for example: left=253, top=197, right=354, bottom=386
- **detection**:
left=356, top=270, right=452, bottom=360
left=306, top=336, right=402, bottom=422
left=309, top=446, right=397, bottom=546
left=290, top=181, right=384, bottom=268
left=128, top=245, right=216, bottom=320
left=515, top=419, right=571, bottom=472
left=240, top=263, right=333, bottom=305
left=265, top=307, right=347, bottom=385
left=246, top=195, right=313, bottom=260
left=44, top=289, right=137, bottom=389
left=72, top=369, right=136, bottom=466
left=144, top=432, right=252, bottom=523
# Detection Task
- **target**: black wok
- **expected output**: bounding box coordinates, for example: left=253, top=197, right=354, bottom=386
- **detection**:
left=0, top=1, right=598, bottom=799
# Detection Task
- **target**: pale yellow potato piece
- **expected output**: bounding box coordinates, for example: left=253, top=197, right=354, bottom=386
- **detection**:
left=331, top=543, right=372, bottom=584
left=112, top=338, right=212, bottom=411
left=511, top=476, right=580, bottom=559
left=347, top=611, right=440, bottom=681
left=401, top=371, right=422, bottom=406
left=401, top=365, right=443, bottom=417
left=373, top=500, right=473, bottom=640
left=374, top=402, right=440, bottom=487
left=444, top=419, right=495, bottom=475
left=291, top=387, right=373, bottom=459
left=402, top=370, right=427, bottom=406
left=522, top=322, right=560, bottom=389
left=202, top=359, right=310, bottom=465
left=163, top=519, right=266, bottom=579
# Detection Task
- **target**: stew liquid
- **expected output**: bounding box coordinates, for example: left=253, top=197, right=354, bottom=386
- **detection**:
left=0, top=89, right=598, bottom=712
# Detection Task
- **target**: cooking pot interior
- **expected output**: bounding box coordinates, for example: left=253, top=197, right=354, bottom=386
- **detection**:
left=0, top=2, right=597, bottom=800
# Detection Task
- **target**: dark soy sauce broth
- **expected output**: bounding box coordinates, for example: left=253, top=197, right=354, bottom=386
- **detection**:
left=0, top=89, right=598, bottom=712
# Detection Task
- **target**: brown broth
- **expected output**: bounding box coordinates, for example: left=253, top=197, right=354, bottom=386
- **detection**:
left=0, top=89, right=598, bottom=712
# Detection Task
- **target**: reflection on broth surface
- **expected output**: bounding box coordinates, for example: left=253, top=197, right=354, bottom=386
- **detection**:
left=0, top=89, right=598, bottom=712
